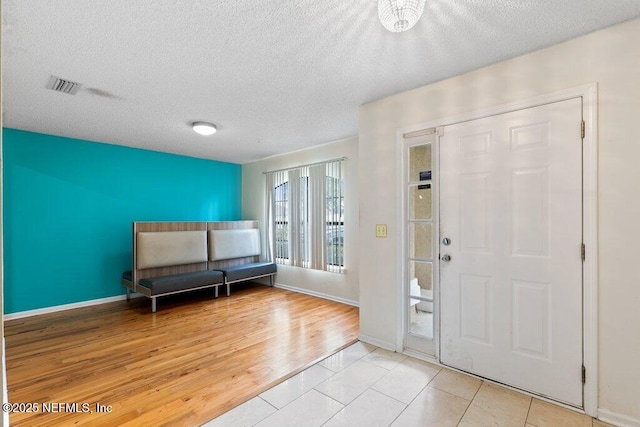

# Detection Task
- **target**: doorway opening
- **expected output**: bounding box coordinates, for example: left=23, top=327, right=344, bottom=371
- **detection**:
left=397, top=84, right=598, bottom=415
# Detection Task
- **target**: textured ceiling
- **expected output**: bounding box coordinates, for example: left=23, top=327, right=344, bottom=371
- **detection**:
left=3, top=1, right=640, bottom=164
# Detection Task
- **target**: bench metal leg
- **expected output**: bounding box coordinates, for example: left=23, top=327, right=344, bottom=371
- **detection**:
left=214, top=285, right=219, bottom=299
left=270, top=274, right=274, bottom=287
left=151, top=297, right=157, bottom=313
left=226, top=282, right=230, bottom=297
left=126, top=288, right=130, bottom=301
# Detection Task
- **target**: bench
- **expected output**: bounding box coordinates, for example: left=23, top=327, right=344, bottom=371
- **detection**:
left=122, top=221, right=277, bottom=312
left=207, top=227, right=278, bottom=296
left=121, top=222, right=224, bottom=312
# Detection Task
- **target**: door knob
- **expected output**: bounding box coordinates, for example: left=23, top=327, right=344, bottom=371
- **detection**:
left=441, top=254, right=451, bottom=262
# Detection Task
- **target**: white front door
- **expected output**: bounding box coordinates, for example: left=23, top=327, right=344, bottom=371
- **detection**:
left=439, top=98, right=583, bottom=406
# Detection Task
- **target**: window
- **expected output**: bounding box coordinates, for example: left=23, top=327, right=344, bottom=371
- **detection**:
left=325, top=174, right=345, bottom=268
left=273, top=180, right=289, bottom=260
left=265, top=158, right=345, bottom=273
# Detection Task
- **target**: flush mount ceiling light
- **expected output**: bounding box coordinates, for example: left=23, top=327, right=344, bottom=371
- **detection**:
left=378, top=0, right=426, bottom=33
left=191, top=122, right=217, bottom=136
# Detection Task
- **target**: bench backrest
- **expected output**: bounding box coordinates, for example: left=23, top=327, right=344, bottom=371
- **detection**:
left=207, top=220, right=261, bottom=269
left=137, top=231, right=208, bottom=269
left=208, top=229, right=260, bottom=261
left=132, top=222, right=209, bottom=287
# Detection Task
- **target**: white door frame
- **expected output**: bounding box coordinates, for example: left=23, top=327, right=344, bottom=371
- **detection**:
left=395, top=83, right=598, bottom=416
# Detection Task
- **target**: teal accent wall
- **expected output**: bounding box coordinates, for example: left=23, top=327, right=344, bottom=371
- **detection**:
left=2, top=128, right=242, bottom=314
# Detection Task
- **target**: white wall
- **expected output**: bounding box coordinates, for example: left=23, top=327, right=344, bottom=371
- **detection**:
left=242, top=137, right=359, bottom=305
left=358, top=19, right=640, bottom=422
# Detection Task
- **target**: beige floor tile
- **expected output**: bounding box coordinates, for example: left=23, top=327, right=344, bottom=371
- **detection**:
left=391, top=386, right=470, bottom=427
left=372, top=357, right=441, bottom=404
left=527, top=399, right=592, bottom=427
left=459, top=382, right=532, bottom=426
left=260, top=364, right=335, bottom=409
left=363, top=347, right=408, bottom=370
left=428, top=368, right=482, bottom=401
left=319, top=342, right=377, bottom=372
left=255, top=390, right=343, bottom=427
left=314, top=360, right=389, bottom=405
left=324, top=389, right=406, bottom=427
left=204, top=397, right=276, bottom=427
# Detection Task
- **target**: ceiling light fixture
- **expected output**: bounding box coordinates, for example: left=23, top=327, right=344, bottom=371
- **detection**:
left=378, top=0, right=425, bottom=33
left=191, top=122, right=217, bottom=136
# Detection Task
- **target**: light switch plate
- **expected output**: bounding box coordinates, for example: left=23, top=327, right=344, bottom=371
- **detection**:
left=376, top=224, right=387, bottom=238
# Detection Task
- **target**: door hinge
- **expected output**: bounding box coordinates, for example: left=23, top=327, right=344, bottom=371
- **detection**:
left=582, top=365, right=586, bottom=384
left=581, top=120, right=586, bottom=139
left=581, top=243, right=586, bottom=262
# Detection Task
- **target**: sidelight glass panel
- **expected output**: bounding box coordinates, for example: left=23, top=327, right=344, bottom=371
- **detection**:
left=409, top=144, right=432, bottom=183
left=409, top=222, right=433, bottom=260
left=408, top=261, right=433, bottom=297
left=406, top=139, right=436, bottom=354
left=409, top=185, right=432, bottom=220
left=408, top=261, right=433, bottom=339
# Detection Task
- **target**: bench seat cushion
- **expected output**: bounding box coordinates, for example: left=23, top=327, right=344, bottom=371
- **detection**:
left=138, top=270, right=224, bottom=295
left=122, top=271, right=132, bottom=281
left=215, top=262, right=277, bottom=283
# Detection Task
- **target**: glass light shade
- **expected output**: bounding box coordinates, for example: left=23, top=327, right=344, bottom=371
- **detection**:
left=378, top=0, right=426, bottom=33
left=192, top=122, right=217, bottom=136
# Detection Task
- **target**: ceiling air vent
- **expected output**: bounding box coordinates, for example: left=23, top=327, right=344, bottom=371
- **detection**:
left=46, top=75, right=82, bottom=95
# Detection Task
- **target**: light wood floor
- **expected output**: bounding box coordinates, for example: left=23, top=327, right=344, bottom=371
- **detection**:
left=5, top=284, right=359, bottom=426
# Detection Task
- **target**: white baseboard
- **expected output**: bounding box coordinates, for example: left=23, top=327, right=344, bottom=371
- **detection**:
left=274, top=283, right=359, bottom=307
left=598, top=408, right=640, bottom=427
left=357, top=333, right=398, bottom=352
left=3, top=293, right=144, bottom=321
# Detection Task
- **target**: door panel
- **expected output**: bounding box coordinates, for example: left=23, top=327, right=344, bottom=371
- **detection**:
left=460, top=172, right=490, bottom=252
left=439, top=98, right=583, bottom=406
left=511, top=167, right=549, bottom=256
left=460, top=274, right=492, bottom=345
left=512, top=280, right=550, bottom=359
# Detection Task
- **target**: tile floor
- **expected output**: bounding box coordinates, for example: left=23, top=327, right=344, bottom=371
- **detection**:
left=204, top=342, right=613, bottom=427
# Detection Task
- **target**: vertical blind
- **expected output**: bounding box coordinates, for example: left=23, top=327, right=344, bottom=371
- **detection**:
left=264, top=158, right=345, bottom=273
